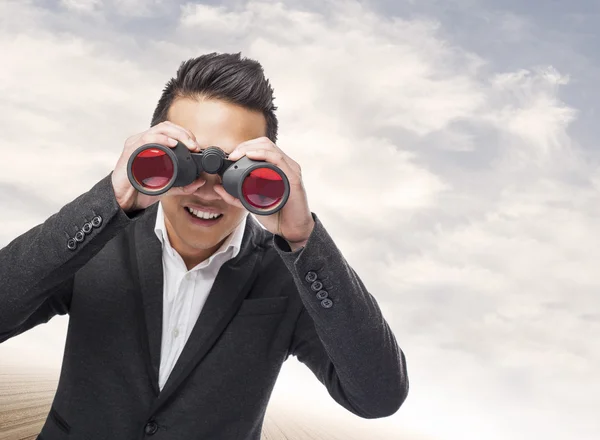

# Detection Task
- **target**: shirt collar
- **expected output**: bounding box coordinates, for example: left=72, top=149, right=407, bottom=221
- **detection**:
left=154, top=201, right=247, bottom=263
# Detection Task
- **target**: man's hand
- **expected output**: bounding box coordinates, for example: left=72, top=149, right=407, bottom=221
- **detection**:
left=214, top=137, right=315, bottom=249
left=111, top=121, right=203, bottom=213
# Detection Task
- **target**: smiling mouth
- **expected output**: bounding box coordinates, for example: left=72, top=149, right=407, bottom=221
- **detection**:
left=184, top=206, right=224, bottom=220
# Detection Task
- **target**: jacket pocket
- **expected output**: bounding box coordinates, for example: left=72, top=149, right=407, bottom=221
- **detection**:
left=236, top=296, right=288, bottom=316
left=49, top=406, right=71, bottom=434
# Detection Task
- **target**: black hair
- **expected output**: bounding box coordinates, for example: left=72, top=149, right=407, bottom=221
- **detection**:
left=150, top=52, right=278, bottom=142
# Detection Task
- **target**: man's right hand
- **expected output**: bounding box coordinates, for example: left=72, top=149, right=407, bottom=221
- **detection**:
left=111, top=121, right=204, bottom=213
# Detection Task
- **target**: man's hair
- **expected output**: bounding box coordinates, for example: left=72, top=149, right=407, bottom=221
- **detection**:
left=150, top=52, right=278, bottom=142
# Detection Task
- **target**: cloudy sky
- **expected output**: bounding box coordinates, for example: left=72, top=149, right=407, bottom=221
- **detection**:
left=1, top=0, right=599, bottom=439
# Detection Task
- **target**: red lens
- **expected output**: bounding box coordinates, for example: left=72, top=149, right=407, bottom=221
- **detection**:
left=131, top=148, right=174, bottom=190
left=241, top=167, right=285, bottom=209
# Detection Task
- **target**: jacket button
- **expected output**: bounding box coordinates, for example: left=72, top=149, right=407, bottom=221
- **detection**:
left=74, top=231, right=85, bottom=242
left=311, top=280, right=323, bottom=292
left=316, top=290, right=328, bottom=300
left=91, top=215, right=103, bottom=228
left=144, top=421, right=158, bottom=435
left=82, top=222, right=93, bottom=234
left=305, top=271, right=318, bottom=283
left=67, top=238, right=77, bottom=251
left=321, top=298, right=333, bottom=308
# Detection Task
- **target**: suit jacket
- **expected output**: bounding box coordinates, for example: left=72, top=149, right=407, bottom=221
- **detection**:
left=0, top=171, right=409, bottom=440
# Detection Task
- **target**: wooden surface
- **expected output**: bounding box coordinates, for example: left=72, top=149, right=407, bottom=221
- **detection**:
left=0, top=371, right=57, bottom=440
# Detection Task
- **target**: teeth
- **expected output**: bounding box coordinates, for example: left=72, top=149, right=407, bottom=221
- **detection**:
left=187, top=207, right=221, bottom=220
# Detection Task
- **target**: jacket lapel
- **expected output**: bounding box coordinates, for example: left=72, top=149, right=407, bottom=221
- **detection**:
left=129, top=204, right=265, bottom=410
left=129, top=203, right=164, bottom=396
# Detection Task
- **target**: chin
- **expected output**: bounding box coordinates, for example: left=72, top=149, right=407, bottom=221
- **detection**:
left=188, top=239, right=220, bottom=251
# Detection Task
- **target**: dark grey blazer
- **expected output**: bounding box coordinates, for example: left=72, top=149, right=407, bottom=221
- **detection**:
left=0, top=171, right=408, bottom=440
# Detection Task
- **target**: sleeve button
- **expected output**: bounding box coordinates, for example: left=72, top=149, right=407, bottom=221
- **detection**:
left=310, top=280, right=323, bottom=292
left=316, top=290, right=328, bottom=300
left=321, top=298, right=333, bottom=308
left=82, top=222, right=93, bottom=234
left=305, top=271, right=318, bottom=282
left=91, top=215, right=103, bottom=228
left=67, top=238, right=77, bottom=250
left=74, top=231, right=85, bottom=242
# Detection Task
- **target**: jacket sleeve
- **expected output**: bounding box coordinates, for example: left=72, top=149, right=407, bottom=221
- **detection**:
left=273, top=212, right=409, bottom=419
left=0, top=171, right=144, bottom=342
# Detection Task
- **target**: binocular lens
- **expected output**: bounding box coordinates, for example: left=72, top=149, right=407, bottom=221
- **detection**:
left=131, top=148, right=174, bottom=190
left=242, top=168, right=285, bottom=209
left=127, top=142, right=290, bottom=215
left=131, top=148, right=285, bottom=208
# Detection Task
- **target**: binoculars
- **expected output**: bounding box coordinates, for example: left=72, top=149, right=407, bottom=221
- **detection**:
left=127, top=141, right=290, bottom=215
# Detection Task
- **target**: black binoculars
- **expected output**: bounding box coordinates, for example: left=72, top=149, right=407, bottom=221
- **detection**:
left=127, top=141, right=290, bottom=215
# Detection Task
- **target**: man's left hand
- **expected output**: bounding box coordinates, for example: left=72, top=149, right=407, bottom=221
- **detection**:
left=214, top=137, right=315, bottom=250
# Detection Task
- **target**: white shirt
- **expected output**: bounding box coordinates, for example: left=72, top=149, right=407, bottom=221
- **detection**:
left=153, top=201, right=247, bottom=391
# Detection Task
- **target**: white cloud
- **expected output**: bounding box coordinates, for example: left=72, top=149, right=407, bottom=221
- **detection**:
left=59, top=0, right=170, bottom=17
left=484, top=67, right=577, bottom=160
left=60, top=0, right=102, bottom=13
left=180, top=3, right=253, bottom=32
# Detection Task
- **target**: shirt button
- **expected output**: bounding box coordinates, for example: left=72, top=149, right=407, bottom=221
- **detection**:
left=173, top=328, right=179, bottom=338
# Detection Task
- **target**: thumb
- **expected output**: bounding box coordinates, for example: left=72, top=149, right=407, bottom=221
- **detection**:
left=168, top=177, right=207, bottom=196
left=182, top=177, right=207, bottom=192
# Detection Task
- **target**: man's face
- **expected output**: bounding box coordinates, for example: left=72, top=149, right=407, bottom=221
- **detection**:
left=160, top=97, right=267, bottom=264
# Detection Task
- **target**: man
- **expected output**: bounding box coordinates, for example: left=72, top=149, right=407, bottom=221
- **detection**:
left=0, top=52, right=408, bottom=439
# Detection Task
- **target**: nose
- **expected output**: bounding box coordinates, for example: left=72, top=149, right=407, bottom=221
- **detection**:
left=189, top=172, right=223, bottom=200
left=198, top=170, right=223, bottom=185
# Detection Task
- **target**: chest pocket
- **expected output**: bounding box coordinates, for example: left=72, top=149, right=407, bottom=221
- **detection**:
left=221, top=296, right=290, bottom=356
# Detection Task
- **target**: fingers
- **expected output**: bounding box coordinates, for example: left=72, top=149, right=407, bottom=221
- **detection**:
left=244, top=149, right=299, bottom=184
left=228, top=136, right=274, bottom=161
left=245, top=148, right=285, bottom=165
left=227, top=138, right=300, bottom=187
left=165, top=177, right=207, bottom=197
left=161, top=121, right=196, bottom=142
left=146, top=121, right=200, bottom=152
left=134, top=132, right=178, bottom=150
